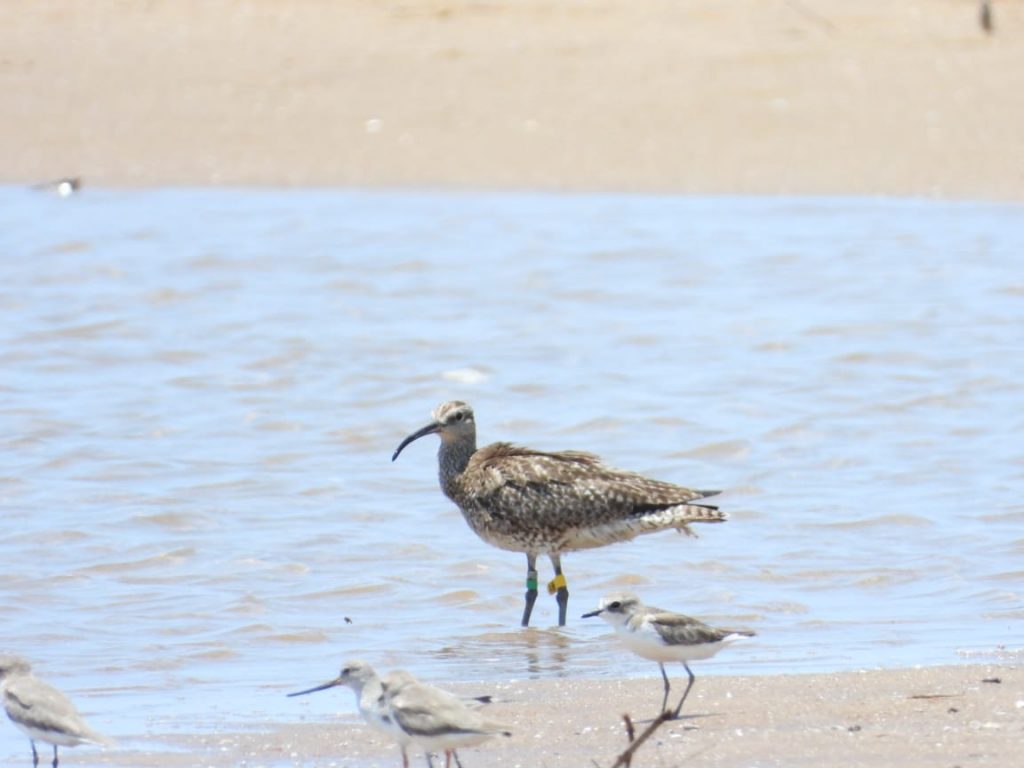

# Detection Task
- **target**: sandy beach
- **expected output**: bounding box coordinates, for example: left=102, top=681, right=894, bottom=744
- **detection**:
left=76, top=664, right=1019, bottom=767
left=3, top=0, right=1023, bottom=198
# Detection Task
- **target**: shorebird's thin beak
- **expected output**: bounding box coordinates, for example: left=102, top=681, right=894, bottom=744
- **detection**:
left=287, top=677, right=343, bottom=697
left=581, top=608, right=603, bottom=619
left=392, top=421, right=441, bottom=461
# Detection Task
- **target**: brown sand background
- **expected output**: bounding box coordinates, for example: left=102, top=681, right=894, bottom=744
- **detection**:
left=84, top=665, right=1020, bottom=767
left=3, top=0, right=1024, bottom=197
left=3, top=1, right=1022, bottom=765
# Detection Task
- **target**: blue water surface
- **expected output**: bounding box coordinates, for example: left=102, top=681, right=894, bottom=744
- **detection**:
left=1, top=187, right=1021, bottom=758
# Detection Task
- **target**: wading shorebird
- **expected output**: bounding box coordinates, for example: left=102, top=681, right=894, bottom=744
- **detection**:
left=583, top=593, right=755, bottom=718
left=0, top=655, right=112, bottom=768
left=287, top=661, right=493, bottom=768
left=392, top=401, right=726, bottom=627
left=288, top=660, right=413, bottom=766
left=380, top=670, right=511, bottom=768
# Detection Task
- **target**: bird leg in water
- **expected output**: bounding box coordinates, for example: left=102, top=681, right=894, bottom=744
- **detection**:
left=547, top=554, right=569, bottom=626
left=521, top=555, right=539, bottom=627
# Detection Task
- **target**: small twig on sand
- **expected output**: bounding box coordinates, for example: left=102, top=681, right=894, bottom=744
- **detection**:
left=620, top=714, right=636, bottom=767
left=624, top=714, right=636, bottom=743
left=611, top=711, right=673, bottom=768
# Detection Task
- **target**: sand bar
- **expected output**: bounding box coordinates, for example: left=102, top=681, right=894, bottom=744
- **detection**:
left=72, top=663, right=1021, bottom=767
left=3, top=0, right=1023, bottom=197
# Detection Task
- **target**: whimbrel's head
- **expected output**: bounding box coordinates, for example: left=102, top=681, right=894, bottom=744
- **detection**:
left=286, top=659, right=376, bottom=698
left=392, top=400, right=476, bottom=461
left=581, top=592, right=643, bottom=627
left=0, top=655, right=31, bottom=682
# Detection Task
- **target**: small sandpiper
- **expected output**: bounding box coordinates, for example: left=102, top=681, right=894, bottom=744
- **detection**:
left=0, top=655, right=112, bottom=767
left=393, top=401, right=726, bottom=627
left=583, top=593, right=755, bottom=718
left=381, top=670, right=511, bottom=768
left=288, top=662, right=493, bottom=767
left=288, top=660, right=413, bottom=765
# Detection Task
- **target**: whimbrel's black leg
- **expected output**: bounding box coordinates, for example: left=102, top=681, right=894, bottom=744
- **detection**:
left=521, top=554, right=539, bottom=627
left=452, top=749, right=465, bottom=768
left=51, top=745, right=59, bottom=768
left=672, top=662, right=696, bottom=719
left=30, top=741, right=39, bottom=767
left=659, top=663, right=672, bottom=713
left=547, top=553, right=569, bottom=626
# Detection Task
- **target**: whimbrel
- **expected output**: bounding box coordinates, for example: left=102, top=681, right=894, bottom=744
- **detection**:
left=0, top=655, right=112, bottom=768
left=392, top=401, right=726, bottom=627
left=380, top=670, right=511, bottom=768
left=582, top=592, right=755, bottom=718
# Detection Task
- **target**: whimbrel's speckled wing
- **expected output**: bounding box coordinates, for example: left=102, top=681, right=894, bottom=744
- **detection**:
left=453, top=442, right=725, bottom=551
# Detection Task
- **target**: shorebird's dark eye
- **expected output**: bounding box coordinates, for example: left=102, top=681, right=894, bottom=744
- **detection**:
left=608, top=601, right=621, bottom=610
left=454, top=411, right=465, bottom=422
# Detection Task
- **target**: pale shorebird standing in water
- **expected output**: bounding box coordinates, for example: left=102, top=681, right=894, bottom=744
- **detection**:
left=288, top=660, right=413, bottom=766
left=0, top=655, right=112, bottom=767
left=583, top=593, right=755, bottom=718
left=381, top=670, right=511, bottom=768
left=392, top=401, right=727, bottom=627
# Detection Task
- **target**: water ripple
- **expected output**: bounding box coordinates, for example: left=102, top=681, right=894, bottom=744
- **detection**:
left=0, top=188, right=1021, bottom=747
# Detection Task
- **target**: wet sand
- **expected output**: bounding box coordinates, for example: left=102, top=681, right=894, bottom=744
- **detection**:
left=4, top=0, right=1024, bottom=197
left=82, top=664, right=1020, bottom=767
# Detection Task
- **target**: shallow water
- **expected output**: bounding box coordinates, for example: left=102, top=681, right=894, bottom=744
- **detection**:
left=1, top=187, right=1022, bottom=758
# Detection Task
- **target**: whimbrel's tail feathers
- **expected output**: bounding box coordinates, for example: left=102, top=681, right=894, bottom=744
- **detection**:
left=633, top=501, right=727, bottom=544
left=630, top=501, right=727, bottom=524
left=562, top=502, right=727, bottom=550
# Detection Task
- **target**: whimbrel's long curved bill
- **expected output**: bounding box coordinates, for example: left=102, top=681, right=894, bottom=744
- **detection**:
left=392, top=421, right=441, bottom=461
left=287, top=677, right=343, bottom=697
